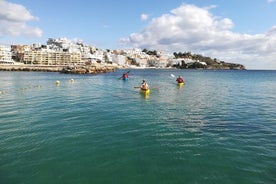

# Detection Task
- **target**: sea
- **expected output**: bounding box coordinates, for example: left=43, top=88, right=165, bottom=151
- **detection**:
left=0, top=69, right=275, bottom=184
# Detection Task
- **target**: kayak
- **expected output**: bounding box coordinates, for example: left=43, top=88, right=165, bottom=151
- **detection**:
left=140, top=88, right=150, bottom=94
left=122, top=77, right=128, bottom=80
left=177, top=82, right=184, bottom=87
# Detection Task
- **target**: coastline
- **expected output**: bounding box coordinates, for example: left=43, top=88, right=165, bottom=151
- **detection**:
left=0, top=63, right=116, bottom=74
left=0, top=63, right=247, bottom=73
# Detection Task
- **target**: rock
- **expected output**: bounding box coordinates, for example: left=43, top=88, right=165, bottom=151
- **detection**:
left=60, top=64, right=115, bottom=74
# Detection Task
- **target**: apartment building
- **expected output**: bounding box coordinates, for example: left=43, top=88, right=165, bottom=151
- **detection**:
left=22, top=50, right=82, bottom=65
left=0, top=45, right=13, bottom=64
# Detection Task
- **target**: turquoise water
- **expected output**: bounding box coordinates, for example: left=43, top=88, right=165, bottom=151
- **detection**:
left=0, top=69, right=275, bottom=184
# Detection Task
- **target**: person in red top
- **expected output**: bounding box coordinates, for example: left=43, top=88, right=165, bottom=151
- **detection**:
left=176, top=76, right=184, bottom=83
left=122, top=72, right=129, bottom=79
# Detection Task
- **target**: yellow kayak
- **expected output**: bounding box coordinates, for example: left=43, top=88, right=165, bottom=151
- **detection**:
left=177, top=82, right=184, bottom=87
left=140, top=88, right=150, bottom=94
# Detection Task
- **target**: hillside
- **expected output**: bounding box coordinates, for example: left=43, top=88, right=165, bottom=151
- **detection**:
left=172, top=52, right=246, bottom=70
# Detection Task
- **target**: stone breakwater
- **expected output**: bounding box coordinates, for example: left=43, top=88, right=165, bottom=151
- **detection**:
left=60, top=64, right=115, bottom=74
left=0, top=64, right=116, bottom=74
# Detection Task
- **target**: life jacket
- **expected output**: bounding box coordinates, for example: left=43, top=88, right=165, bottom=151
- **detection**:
left=123, top=74, right=128, bottom=78
left=177, top=78, right=184, bottom=83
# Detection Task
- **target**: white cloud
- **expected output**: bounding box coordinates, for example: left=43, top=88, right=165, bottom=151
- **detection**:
left=120, top=4, right=276, bottom=69
left=0, top=0, right=42, bottom=37
left=267, top=0, right=276, bottom=3
left=102, top=24, right=109, bottom=29
left=140, top=14, right=149, bottom=21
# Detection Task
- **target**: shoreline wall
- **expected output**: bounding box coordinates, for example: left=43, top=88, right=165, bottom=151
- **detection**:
left=0, top=64, right=116, bottom=74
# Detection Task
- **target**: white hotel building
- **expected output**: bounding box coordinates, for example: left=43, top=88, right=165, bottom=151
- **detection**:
left=0, top=45, right=13, bottom=64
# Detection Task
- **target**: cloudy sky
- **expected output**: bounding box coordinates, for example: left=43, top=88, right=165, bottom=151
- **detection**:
left=0, top=0, right=275, bottom=69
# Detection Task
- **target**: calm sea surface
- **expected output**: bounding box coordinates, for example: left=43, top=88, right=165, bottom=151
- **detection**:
left=0, top=69, right=275, bottom=184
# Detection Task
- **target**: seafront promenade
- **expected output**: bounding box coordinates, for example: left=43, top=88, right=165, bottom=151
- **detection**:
left=0, top=63, right=116, bottom=74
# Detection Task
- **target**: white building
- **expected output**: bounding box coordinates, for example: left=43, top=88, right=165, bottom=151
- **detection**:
left=112, top=54, right=126, bottom=65
left=170, top=58, right=196, bottom=66
left=0, top=45, right=13, bottom=64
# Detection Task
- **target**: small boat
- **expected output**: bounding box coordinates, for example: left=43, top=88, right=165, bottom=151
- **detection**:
left=120, top=71, right=130, bottom=80
left=140, top=88, right=150, bottom=99
left=140, top=88, right=150, bottom=94
left=177, top=82, right=184, bottom=88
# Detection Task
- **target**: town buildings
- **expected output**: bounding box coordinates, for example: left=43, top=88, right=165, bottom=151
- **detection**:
left=2, top=37, right=211, bottom=68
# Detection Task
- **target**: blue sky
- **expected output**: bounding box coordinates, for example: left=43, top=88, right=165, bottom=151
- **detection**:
left=0, top=0, right=275, bottom=69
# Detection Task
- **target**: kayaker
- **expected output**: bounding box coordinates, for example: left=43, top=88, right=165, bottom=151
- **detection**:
left=176, top=76, right=184, bottom=83
left=141, top=79, right=149, bottom=90
left=122, top=72, right=128, bottom=79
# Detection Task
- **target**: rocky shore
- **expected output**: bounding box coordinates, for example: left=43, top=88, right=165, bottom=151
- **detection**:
left=60, top=64, right=116, bottom=74
left=0, top=63, right=116, bottom=74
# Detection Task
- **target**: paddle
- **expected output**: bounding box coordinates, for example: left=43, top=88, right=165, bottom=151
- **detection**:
left=118, top=70, right=131, bottom=79
left=151, top=86, right=160, bottom=90
left=134, top=86, right=159, bottom=90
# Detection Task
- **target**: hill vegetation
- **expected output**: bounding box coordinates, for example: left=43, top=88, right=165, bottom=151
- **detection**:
left=142, top=49, right=245, bottom=70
